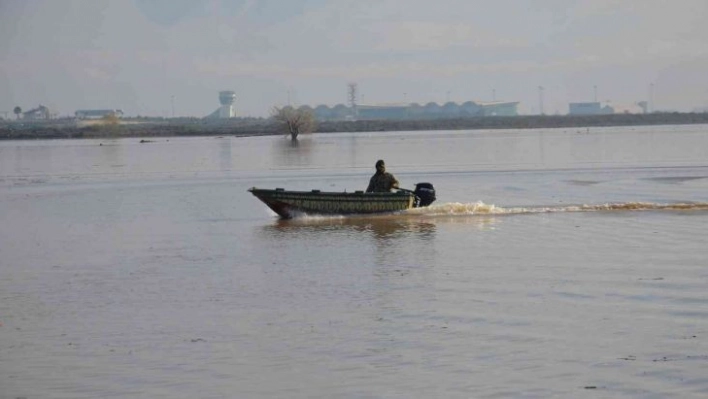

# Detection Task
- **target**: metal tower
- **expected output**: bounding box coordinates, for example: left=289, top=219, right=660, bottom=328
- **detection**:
left=347, top=82, right=358, bottom=118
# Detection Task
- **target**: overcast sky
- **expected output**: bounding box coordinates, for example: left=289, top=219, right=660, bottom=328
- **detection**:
left=2, top=0, right=707, bottom=117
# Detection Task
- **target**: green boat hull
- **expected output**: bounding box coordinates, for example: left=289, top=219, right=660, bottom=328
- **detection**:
left=248, top=188, right=417, bottom=219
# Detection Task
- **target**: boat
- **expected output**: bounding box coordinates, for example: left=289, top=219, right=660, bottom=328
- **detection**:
left=248, top=183, right=436, bottom=219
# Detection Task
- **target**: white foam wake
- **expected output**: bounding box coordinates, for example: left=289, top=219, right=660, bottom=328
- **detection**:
left=406, top=201, right=708, bottom=216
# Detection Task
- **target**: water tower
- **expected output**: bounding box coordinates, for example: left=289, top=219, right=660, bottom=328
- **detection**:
left=218, top=90, right=236, bottom=118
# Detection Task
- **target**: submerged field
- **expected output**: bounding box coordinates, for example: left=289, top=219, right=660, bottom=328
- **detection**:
left=2, top=125, right=707, bottom=398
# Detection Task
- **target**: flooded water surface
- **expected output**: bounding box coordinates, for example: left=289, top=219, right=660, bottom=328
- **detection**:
left=1, top=125, right=708, bottom=398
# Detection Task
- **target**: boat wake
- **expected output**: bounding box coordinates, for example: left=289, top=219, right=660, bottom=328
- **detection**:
left=284, top=201, right=708, bottom=223
left=405, top=201, right=708, bottom=216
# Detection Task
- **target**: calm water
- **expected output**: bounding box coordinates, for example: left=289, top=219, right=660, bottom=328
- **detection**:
left=1, top=125, right=708, bottom=398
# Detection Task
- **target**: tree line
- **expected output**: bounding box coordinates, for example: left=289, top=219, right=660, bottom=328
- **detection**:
left=2, top=110, right=708, bottom=140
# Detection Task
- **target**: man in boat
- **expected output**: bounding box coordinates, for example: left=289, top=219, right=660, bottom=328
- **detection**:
left=366, top=159, right=400, bottom=192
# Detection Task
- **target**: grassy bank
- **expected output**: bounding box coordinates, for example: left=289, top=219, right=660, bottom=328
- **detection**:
left=2, top=112, right=707, bottom=140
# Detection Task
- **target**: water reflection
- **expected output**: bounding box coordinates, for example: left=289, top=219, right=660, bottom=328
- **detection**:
left=218, top=137, right=232, bottom=171
left=13, top=144, right=28, bottom=174
left=259, top=216, right=439, bottom=273
left=97, top=139, right=124, bottom=170
left=262, top=215, right=437, bottom=240
left=271, top=136, right=314, bottom=168
left=259, top=212, right=501, bottom=241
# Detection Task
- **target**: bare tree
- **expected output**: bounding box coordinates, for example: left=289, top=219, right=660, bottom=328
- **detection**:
left=271, top=106, right=316, bottom=140
left=13, top=106, right=22, bottom=120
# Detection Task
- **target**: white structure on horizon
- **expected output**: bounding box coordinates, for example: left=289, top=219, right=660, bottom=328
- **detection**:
left=75, top=109, right=123, bottom=119
left=205, top=90, right=236, bottom=119
left=568, top=102, right=613, bottom=115
left=218, top=90, right=236, bottom=118
left=568, top=101, right=644, bottom=115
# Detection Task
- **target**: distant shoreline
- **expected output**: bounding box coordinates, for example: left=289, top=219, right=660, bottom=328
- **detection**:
left=2, top=113, right=707, bottom=140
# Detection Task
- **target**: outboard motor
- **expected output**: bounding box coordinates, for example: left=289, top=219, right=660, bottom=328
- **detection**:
left=413, top=182, right=436, bottom=207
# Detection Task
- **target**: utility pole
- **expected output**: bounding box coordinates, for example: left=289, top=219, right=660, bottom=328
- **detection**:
left=649, top=83, right=655, bottom=113
left=538, top=86, right=545, bottom=115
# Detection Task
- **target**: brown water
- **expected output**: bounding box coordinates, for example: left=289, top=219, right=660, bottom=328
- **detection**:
left=1, top=125, right=708, bottom=398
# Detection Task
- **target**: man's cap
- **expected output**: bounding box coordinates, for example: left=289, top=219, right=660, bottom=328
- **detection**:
left=375, top=160, right=385, bottom=167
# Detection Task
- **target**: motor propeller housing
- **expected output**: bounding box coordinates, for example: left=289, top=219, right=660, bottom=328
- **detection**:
left=413, top=182, right=436, bottom=207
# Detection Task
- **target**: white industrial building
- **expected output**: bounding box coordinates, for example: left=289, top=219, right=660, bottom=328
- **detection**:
left=568, top=102, right=646, bottom=115
left=311, top=100, right=519, bottom=121
left=568, top=102, right=614, bottom=115
left=75, top=109, right=123, bottom=119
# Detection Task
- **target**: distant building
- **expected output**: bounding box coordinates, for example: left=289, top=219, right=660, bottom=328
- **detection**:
left=23, top=105, right=51, bottom=120
left=311, top=100, right=519, bottom=121
left=611, top=103, right=645, bottom=114
left=357, top=103, right=410, bottom=120
left=476, top=101, right=519, bottom=116
left=568, top=102, right=613, bottom=115
left=205, top=91, right=236, bottom=119
left=568, top=102, right=648, bottom=115
left=75, top=109, right=123, bottom=119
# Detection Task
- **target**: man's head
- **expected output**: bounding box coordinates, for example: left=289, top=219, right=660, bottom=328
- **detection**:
left=375, top=159, right=385, bottom=173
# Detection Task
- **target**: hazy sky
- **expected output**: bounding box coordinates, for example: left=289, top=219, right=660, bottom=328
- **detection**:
left=2, top=0, right=707, bottom=117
